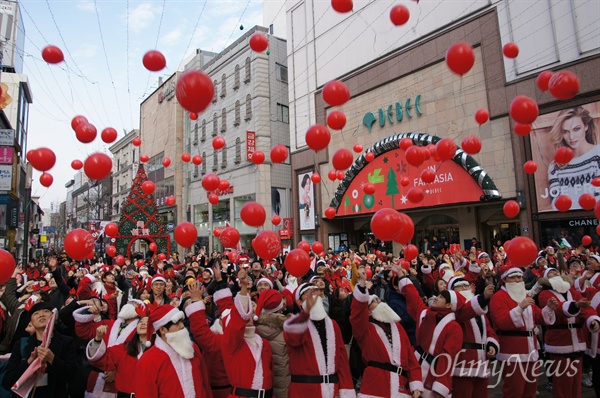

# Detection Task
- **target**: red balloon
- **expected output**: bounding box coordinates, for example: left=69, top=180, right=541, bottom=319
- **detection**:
left=322, top=80, right=350, bottom=107
left=475, top=109, right=489, bottom=125
left=327, top=110, right=347, bottom=130
left=272, top=215, right=281, bottom=225
left=105, top=246, right=116, bottom=257
left=332, top=148, right=354, bottom=171
left=336, top=170, right=345, bottom=180
left=404, top=244, right=418, bottom=261
left=548, top=71, right=580, bottom=100
left=422, top=149, right=431, bottom=161
left=64, top=229, right=96, bottom=261
left=190, top=113, right=198, bottom=121
left=400, top=177, right=410, bottom=187
left=502, top=42, right=519, bottom=58
left=41, top=45, right=64, bottom=64
left=407, top=187, right=424, bottom=203
left=582, top=235, right=593, bottom=246
left=162, top=157, right=171, bottom=167
left=353, top=144, right=363, bottom=153
left=505, top=236, right=538, bottom=267
left=84, top=153, right=112, bottom=181
left=446, top=42, right=475, bottom=76
left=25, top=149, right=35, bottom=163
left=141, top=181, right=155, bottom=195
left=370, top=208, right=402, bottom=242
left=325, top=207, right=336, bottom=219
left=75, top=123, right=97, bottom=144
left=28, top=147, right=56, bottom=172
left=202, top=173, right=220, bottom=191
left=136, top=259, right=145, bottom=268
left=0, top=250, right=15, bottom=284
left=249, top=33, right=269, bottom=52
left=305, top=124, right=331, bottom=151
left=174, top=222, right=198, bottom=248
left=115, top=255, right=125, bottom=266
left=219, top=180, right=230, bottom=190
left=149, top=242, right=157, bottom=252
left=554, top=147, right=573, bottom=165
left=503, top=200, right=520, bottom=218
left=363, top=183, right=375, bottom=195
left=101, top=127, right=118, bottom=143
left=253, top=230, right=281, bottom=260
left=400, top=137, right=413, bottom=151
left=514, top=123, right=532, bottom=136
left=157, top=253, right=167, bottom=261
left=140, top=154, right=149, bottom=163
left=251, top=151, right=265, bottom=165
left=312, top=241, right=324, bottom=254
left=536, top=71, right=554, bottom=92
left=328, top=170, right=337, bottom=181
left=420, top=169, right=435, bottom=184
left=405, top=146, right=424, bottom=167
left=555, top=195, right=572, bottom=212
left=132, top=138, right=142, bottom=146
left=213, top=227, right=223, bottom=238
left=71, top=115, right=88, bottom=131
left=436, top=138, right=457, bottom=161
left=510, top=95, right=539, bottom=124
left=579, top=193, right=596, bottom=211
left=220, top=227, right=241, bottom=248
left=461, top=136, right=482, bottom=155
left=182, top=153, right=191, bottom=162
left=332, top=0, right=353, bottom=13
left=365, top=152, right=375, bottom=162
left=241, top=201, right=266, bottom=227
left=166, top=196, right=176, bottom=206
left=270, top=145, right=288, bottom=163
left=285, top=249, right=311, bottom=277
left=595, top=224, right=600, bottom=236
left=311, top=173, right=321, bottom=184
left=390, top=4, right=410, bottom=25
left=298, top=241, right=311, bottom=254
left=208, top=193, right=219, bottom=205
left=595, top=201, right=600, bottom=220
left=192, top=155, right=203, bottom=165
left=142, top=50, right=166, bottom=72
left=105, top=223, right=118, bottom=238
left=176, top=70, right=214, bottom=114
left=39, top=173, right=53, bottom=188
left=212, top=136, right=225, bottom=150
left=394, top=213, right=414, bottom=245
left=523, top=161, right=537, bottom=174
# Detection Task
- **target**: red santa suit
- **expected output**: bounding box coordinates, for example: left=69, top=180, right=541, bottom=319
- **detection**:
left=397, top=277, right=463, bottom=397
left=463, top=263, right=481, bottom=285
left=186, top=288, right=234, bottom=398
left=537, top=271, right=600, bottom=398
left=87, top=338, right=143, bottom=395
left=283, top=289, right=355, bottom=398
left=489, top=268, right=556, bottom=398
left=221, top=292, right=274, bottom=398
left=420, top=264, right=439, bottom=295
left=350, top=285, right=422, bottom=397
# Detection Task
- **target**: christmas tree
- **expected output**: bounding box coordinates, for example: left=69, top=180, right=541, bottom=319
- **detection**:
left=386, top=167, right=399, bottom=208
left=114, top=164, right=171, bottom=258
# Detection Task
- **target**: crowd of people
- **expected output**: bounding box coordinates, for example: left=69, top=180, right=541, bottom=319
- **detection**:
left=0, top=238, right=598, bottom=397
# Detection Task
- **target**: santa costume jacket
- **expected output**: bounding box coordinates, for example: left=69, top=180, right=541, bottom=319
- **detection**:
left=86, top=338, right=143, bottom=394
left=283, top=310, right=356, bottom=398
left=398, top=277, right=463, bottom=397
left=350, top=285, right=423, bottom=398
left=581, top=286, right=600, bottom=356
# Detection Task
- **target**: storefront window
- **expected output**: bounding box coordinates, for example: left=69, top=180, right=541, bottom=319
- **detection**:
left=415, top=214, right=459, bottom=252
left=194, top=204, right=209, bottom=236
left=540, top=217, right=598, bottom=248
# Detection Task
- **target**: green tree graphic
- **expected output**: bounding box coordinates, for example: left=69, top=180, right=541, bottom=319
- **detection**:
left=386, top=167, right=400, bottom=208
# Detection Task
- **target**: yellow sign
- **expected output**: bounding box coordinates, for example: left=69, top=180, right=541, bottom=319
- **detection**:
left=40, top=236, right=47, bottom=243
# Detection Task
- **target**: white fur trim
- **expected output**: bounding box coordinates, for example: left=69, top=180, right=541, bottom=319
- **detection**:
left=353, top=285, right=370, bottom=302
left=154, top=336, right=195, bottom=398
left=409, top=380, right=424, bottom=393
left=509, top=306, right=525, bottom=328
left=420, top=265, right=432, bottom=275
left=372, top=324, right=401, bottom=397
left=283, top=314, right=309, bottom=334
left=307, top=318, right=336, bottom=398
left=497, top=352, right=539, bottom=363
left=339, top=389, right=357, bottom=398
left=84, top=274, right=96, bottom=283
left=427, top=312, right=455, bottom=355
left=468, top=264, right=481, bottom=273
left=257, top=277, right=273, bottom=289
left=431, top=381, right=450, bottom=397
left=184, top=300, right=206, bottom=317
left=575, top=276, right=588, bottom=293
left=447, top=290, right=458, bottom=312
left=397, top=278, right=413, bottom=292
left=86, top=339, right=106, bottom=362
left=501, top=267, right=523, bottom=280
left=108, top=318, right=138, bottom=348
left=85, top=372, right=114, bottom=398
left=591, top=291, right=600, bottom=311
left=246, top=334, right=265, bottom=390
left=73, top=306, right=97, bottom=323
left=213, top=288, right=232, bottom=303
left=153, top=307, right=181, bottom=330
left=542, top=305, right=555, bottom=325
left=562, top=301, right=580, bottom=317
left=470, top=296, right=487, bottom=315
left=545, top=342, right=587, bottom=354
left=235, top=294, right=252, bottom=322
left=587, top=316, right=600, bottom=333
left=487, top=337, right=500, bottom=352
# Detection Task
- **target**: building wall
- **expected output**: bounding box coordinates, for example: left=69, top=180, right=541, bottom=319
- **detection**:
left=109, top=129, right=138, bottom=221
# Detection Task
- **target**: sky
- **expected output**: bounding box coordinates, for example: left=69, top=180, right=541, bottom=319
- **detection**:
left=19, top=0, right=269, bottom=209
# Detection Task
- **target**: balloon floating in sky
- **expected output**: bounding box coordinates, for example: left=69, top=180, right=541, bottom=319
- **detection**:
left=322, top=80, right=350, bottom=107
left=39, top=173, right=53, bottom=188
left=28, top=148, right=56, bottom=172
left=548, top=71, right=580, bottom=100
left=84, top=153, right=112, bottom=181
left=176, top=70, right=214, bottom=114
left=270, top=145, right=288, bottom=163
left=509, top=95, right=538, bottom=124
left=132, top=138, right=142, bottom=146
left=390, top=5, right=410, bottom=26
left=536, top=71, right=554, bottom=92
left=332, top=0, right=353, bottom=13
left=474, top=109, right=489, bottom=125
left=71, top=115, right=88, bottom=131
left=445, top=42, right=475, bottom=76
left=249, top=33, right=269, bottom=52
left=305, top=124, right=331, bottom=152
left=502, top=42, right=519, bottom=58
left=142, top=50, right=166, bottom=72
left=41, top=45, right=64, bottom=64
left=71, top=159, right=83, bottom=170
left=101, top=127, right=118, bottom=144
left=327, top=110, right=347, bottom=130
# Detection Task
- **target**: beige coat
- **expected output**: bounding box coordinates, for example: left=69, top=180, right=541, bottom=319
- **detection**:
left=256, top=313, right=291, bottom=398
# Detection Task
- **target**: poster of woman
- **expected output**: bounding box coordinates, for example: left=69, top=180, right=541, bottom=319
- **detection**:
left=531, top=102, right=600, bottom=212
left=298, top=172, right=315, bottom=230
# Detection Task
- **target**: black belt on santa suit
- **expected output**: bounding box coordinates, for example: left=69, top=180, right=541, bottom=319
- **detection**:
left=290, top=373, right=339, bottom=384
left=546, top=320, right=584, bottom=330
left=367, top=361, right=409, bottom=378
left=415, top=346, right=434, bottom=365
left=116, top=392, right=134, bottom=398
left=462, top=342, right=486, bottom=351
left=230, top=386, right=273, bottom=398
left=496, top=330, right=535, bottom=337
left=212, top=384, right=232, bottom=390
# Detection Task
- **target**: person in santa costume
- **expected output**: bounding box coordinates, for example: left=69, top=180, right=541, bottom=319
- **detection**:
left=537, top=267, right=600, bottom=398
left=577, top=266, right=600, bottom=397
left=576, top=254, right=600, bottom=291
left=134, top=304, right=212, bottom=397
left=74, top=298, right=142, bottom=398
left=489, top=265, right=559, bottom=398
left=394, top=265, right=465, bottom=398
left=350, top=267, right=423, bottom=397
left=446, top=276, right=498, bottom=398
left=283, top=282, right=356, bottom=398
left=256, top=277, right=274, bottom=295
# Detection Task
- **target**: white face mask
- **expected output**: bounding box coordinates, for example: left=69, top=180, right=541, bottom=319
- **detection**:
left=505, top=281, right=526, bottom=304
left=549, top=276, right=571, bottom=294
left=165, top=327, right=194, bottom=359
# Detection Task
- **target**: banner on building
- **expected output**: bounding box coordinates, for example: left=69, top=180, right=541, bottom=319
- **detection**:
left=0, top=146, right=13, bottom=164
left=298, top=172, right=315, bottom=230
left=0, top=130, right=13, bottom=147
left=246, top=131, right=256, bottom=161
left=0, top=165, right=11, bottom=190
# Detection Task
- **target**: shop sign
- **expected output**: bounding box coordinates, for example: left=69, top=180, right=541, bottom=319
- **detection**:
left=0, top=130, right=14, bottom=146
left=209, top=186, right=234, bottom=196
left=246, top=131, right=256, bottom=161
left=279, top=217, right=293, bottom=239
left=158, top=82, right=176, bottom=103
left=0, top=147, right=12, bottom=164
left=568, top=218, right=598, bottom=227
left=0, top=165, right=11, bottom=190
left=363, top=95, right=423, bottom=132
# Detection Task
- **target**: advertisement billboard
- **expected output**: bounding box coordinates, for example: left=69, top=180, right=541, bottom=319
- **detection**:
left=298, top=172, right=315, bottom=230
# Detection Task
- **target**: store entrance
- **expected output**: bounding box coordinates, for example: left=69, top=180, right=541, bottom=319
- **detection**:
left=414, top=214, right=460, bottom=254
left=484, top=210, right=521, bottom=252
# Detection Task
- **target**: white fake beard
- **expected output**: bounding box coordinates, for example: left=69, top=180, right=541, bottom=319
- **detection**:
left=505, top=281, right=526, bottom=304
left=165, top=328, right=194, bottom=359
left=458, top=289, right=474, bottom=301
left=370, top=302, right=401, bottom=324
left=117, top=304, right=136, bottom=321
left=302, top=296, right=327, bottom=321
left=210, top=319, right=223, bottom=335
left=441, top=270, right=453, bottom=283
left=549, top=276, right=571, bottom=294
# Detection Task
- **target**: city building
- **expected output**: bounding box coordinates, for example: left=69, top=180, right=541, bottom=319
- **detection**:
left=109, top=129, right=139, bottom=222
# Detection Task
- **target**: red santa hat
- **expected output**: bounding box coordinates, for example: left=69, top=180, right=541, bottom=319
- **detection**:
left=589, top=255, right=600, bottom=264
left=477, top=252, right=489, bottom=260
left=438, top=263, right=452, bottom=276
left=446, top=290, right=466, bottom=312
left=145, top=304, right=185, bottom=347
left=500, top=264, right=523, bottom=280
left=256, top=277, right=273, bottom=289
left=253, top=289, right=284, bottom=321
left=152, top=275, right=167, bottom=285
left=202, top=268, right=214, bottom=277
left=447, top=276, right=469, bottom=291
left=543, top=267, right=559, bottom=279
left=294, top=283, right=317, bottom=302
